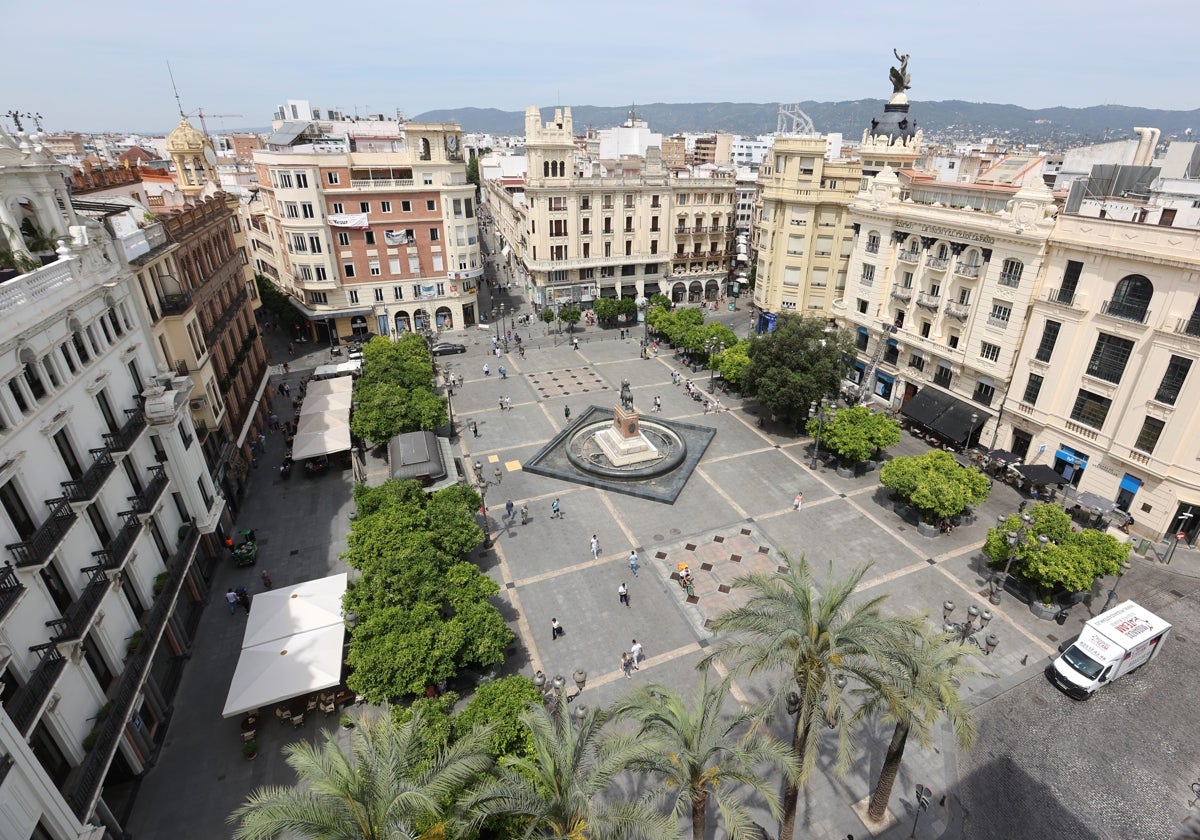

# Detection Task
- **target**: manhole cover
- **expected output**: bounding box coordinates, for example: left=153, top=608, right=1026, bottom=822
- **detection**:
left=652, top=534, right=664, bottom=541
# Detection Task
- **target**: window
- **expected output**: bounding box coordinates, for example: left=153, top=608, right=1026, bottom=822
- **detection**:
left=1134, top=417, right=1166, bottom=453
left=308, top=234, right=322, bottom=254
left=582, top=219, right=590, bottom=234
left=1086, top=333, right=1135, bottom=384
left=908, top=354, right=925, bottom=372
left=581, top=196, right=591, bottom=210
left=625, top=241, right=632, bottom=256
left=343, top=262, right=356, bottom=278
left=1107, top=274, right=1154, bottom=322
left=988, top=301, right=1011, bottom=328
left=1035, top=320, right=1060, bottom=362
left=948, top=333, right=960, bottom=349
left=276, top=171, right=293, bottom=188
left=650, top=240, right=658, bottom=254
left=1070, top=389, right=1113, bottom=429
left=426, top=200, right=436, bottom=211
left=301, top=202, right=314, bottom=218
left=901, top=271, right=913, bottom=289
left=580, top=268, right=594, bottom=280
left=308, top=291, right=328, bottom=304
left=620, top=264, right=635, bottom=276
left=393, top=286, right=403, bottom=300
left=1023, top=373, right=1044, bottom=405
left=381, top=201, right=392, bottom=213
left=465, top=198, right=474, bottom=218
left=600, top=266, right=614, bottom=278
left=359, top=201, right=370, bottom=214
left=369, top=261, right=381, bottom=277
left=861, top=264, right=875, bottom=285
left=920, top=322, right=931, bottom=338
left=980, top=342, right=1000, bottom=362
left=1154, top=355, right=1192, bottom=405
left=855, top=329, right=869, bottom=350
left=866, top=233, right=880, bottom=253
left=401, top=200, right=412, bottom=212
left=290, top=233, right=307, bottom=253
left=283, top=202, right=299, bottom=219
left=645, top=263, right=658, bottom=274
left=972, top=381, right=995, bottom=405
left=348, top=289, right=359, bottom=304
left=315, top=265, right=327, bottom=281
left=429, top=228, right=439, bottom=241
left=327, top=171, right=340, bottom=185
left=373, top=288, right=384, bottom=301
left=337, top=232, right=350, bottom=247
left=332, top=202, right=344, bottom=214
left=958, top=287, right=971, bottom=305
left=364, top=231, right=375, bottom=245
left=999, top=258, right=1023, bottom=287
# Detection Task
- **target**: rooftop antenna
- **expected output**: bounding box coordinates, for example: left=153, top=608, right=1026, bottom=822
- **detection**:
left=167, top=61, right=186, bottom=118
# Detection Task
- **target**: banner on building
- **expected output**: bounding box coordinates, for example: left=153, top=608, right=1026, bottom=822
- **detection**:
left=384, top=230, right=412, bottom=246
left=420, top=284, right=438, bottom=298
left=328, top=213, right=369, bottom=229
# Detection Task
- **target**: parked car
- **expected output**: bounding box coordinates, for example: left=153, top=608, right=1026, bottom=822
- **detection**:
left=431, top=342, right=467, bottom=356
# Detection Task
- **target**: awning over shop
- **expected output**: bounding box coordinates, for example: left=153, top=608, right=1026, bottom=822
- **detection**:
left=1012, top=463, right=1066, bottom=487
left=900, top=387, right=953, bottom=429
left=1075, top=491, right=1118, bottom=515
left=900, top=387, right=986, bottom=446
left=221, top=625, right=344, bottom=718
left=241, top=573, right=348, bottom=649
left=291, top=376, right=354, bottom=459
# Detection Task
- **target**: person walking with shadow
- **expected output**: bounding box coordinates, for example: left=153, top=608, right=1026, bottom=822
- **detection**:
left=618, top=582, right=630, bottom=607
left=628, top=549, right=639, bottom=577
left=551, top=617, right=564, bottom=641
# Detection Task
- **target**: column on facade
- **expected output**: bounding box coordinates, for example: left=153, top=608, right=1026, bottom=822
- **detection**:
left=8, top=369, right=38, bottom=412
left=33, top=188, right=63, bottom=242
left=0, top=198, right=22, bottom=252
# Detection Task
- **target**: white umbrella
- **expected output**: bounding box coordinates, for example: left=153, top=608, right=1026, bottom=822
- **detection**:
left=242, top=573, right=348, bottom=648
left=222, top=624, right=345, bottom=718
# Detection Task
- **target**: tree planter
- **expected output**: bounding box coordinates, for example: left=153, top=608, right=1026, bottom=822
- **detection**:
left=916, top=521, right=940, bottom=538
left=836, top=465, right=855, bottom=479
left=1029, top=601, right=1059, bottom=620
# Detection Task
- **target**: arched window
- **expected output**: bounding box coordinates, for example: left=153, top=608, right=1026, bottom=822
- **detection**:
left=559, top=160, right=566, bottom=175
left=419, top=138, right=431, bottom=161
left=543, top=161, right=550, bottom=177
left=865, top=230, right=881, bottom=253
left=999, top=259, right=1023, bottom=287
left=1108, top=274, right=1154, bottom=323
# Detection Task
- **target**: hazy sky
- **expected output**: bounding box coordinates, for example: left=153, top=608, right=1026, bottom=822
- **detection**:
left=8, top=0, right=1197, bottom=133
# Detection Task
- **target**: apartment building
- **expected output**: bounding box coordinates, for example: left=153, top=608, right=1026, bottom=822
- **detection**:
left=0, top=126, right=225, bottom=840
left=750, top=135, right=862, bottom=327
left=483, top=107, right=736, bottom=309
left=250, top=110, right=482, bottom=342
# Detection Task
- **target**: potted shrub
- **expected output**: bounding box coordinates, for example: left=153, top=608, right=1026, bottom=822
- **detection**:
left=82, top=731, right=100, bottom=751
left=810, top=405, right=901, bottom=478
left=153, top=572, right=169, bottom=595
left=242, top=740, right=258, bottom=761
left=880, top=450, right=991, bottom=537
left=125, top=629, right=144, bottom=655
left=177, top=522, right=192, bottom=541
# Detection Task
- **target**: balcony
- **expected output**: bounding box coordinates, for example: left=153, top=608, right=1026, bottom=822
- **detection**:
left=865, top=243, right=880, bottom=254
left=0, top=563, right=25, bottom=622
left=954, top=262, right=980, bottom=278
left=932, top=371, right=953, bottom=388
left=986, top=315, right=1010, bottom=329
left=889, top=286, right=912, bottom=302
left=898, top=251, right=920, bottom=264
left=160, top=292, right=194, bottom=317
left=63, top=526, right=200, bottom=822
left=348, top=178, right=414, bottom=189
left=128, top=465, right=169, bottom=516
left=926, top=256, right=949, bottom=271
left=916, top=292, right=941, bottom=311
left=7, top=645, right=66, bottom=738
left=1100, top=300, right=1150, bottom=325
left=202, top=286, right=250, bottom=347
left=1045, top=287, right=1078, bottom=308
left=103, top=408, right=147, bottom=452
left=944, top=300, right=970, bottom=320
left=61, top=449, right=116, bottom=504
left=46, top=568, right=111, bottom=643
left=7, top=498, right=77, bottom=568
left=675, top=227, right=688, bottom=234
left=1175, top=315, right=1200, bottom=339
left=91, top=514, right=142, bottom=571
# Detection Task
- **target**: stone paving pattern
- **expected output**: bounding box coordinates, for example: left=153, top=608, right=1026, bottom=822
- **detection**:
left=125, top=286, right=1200, bottom=840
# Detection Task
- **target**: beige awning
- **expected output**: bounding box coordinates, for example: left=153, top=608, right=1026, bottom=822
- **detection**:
left=241, top=573, right=348, bottom=649
left=221, top=625, right=345, bottom=718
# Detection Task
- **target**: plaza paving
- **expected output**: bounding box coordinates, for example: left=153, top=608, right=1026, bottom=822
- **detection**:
left=125, top=293, right=1200, bottom=839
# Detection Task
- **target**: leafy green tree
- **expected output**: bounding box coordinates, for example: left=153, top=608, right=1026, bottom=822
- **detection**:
left=715, top=340, right=751, bottom=390
left=983, top=504, right=1125, bottom=597
left=700, top=554, right=918, bottom=840
left=649, top=293, right=672, bottom=310
left=857, top=624, right=984, bottom=823
left=392, top=692, right=460, bottom=770
left=540, top=308, right=557, bottom=330
left=615, top=297, right=638, bottom=323
left=254, top=274, right=304, bottom=333
left=229, top=706, right=494, bottom=840
left=657, top=306, right=705, bottom=347
left=612, top=673, right=796, bottom=840
left=740, top=314, right=856, bottom=427
left=558, top=305, right=581, bottom=332
left=453, top=676, right=544, bottom=759
left=592, top=298, right=618, bottom=324
left=810, top=405, right=902, bottom=467
left=350, top=381, right=447, bottom=445
left=879, top=450, right=991, bottom=524
left=463, top=695, right=677, bottom=840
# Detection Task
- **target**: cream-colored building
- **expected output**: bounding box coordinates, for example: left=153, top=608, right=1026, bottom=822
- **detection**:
left=251, top=111, right=481, bottom=341
left=834, top=168, right=1058, bottom=446
left=751, top=135, right=861, bottom=326
left=1008, top=210, right=1200, bottom=543
left=483, top=107, right=736, bottom=309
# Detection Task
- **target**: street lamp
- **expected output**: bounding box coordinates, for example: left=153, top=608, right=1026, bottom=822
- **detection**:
left=491, top=304, right=507, bottom=350
left=968, top=412, right=978, bottom=451
left=989, top=512, right=1034, bottom=605
left=940, top=600, right=999, bottom=654
left=705, top=338, right=725, bottom=390
left=809, top=398, right=830, bottom=469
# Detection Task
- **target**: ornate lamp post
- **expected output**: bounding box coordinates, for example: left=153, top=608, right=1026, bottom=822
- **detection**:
left=705, top=338, right=725, bottom=390
left=940, top=600, right=999, bottom=654
left=989, top=512, right=1035, bottom=605
left=809, top=398, right=830, bottom=469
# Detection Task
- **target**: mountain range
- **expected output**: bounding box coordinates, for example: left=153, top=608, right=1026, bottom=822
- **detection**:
left=411, top=101, right=1200, bottom=147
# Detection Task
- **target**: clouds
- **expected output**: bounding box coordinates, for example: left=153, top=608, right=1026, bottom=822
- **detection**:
left=8, top=0, right=1194, bottom=133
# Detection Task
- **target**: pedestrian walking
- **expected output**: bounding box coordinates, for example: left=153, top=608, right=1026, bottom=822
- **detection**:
left=225, top=588, right=238, bottom=615
left=498, top=396, right=505, bottom=411
left=470, top=420, right=479, bottom=438
left=494, top=467, right=503, bottom=485
left=235, top=585, right=251, bottom=614
left=551, top=498, right=561, bottom=519
left=283, top=383, right=291, bottom=397
left=520, top=504, right=529, bottom=525
left=703, top=400, right=710, bottom=414
left=564, top=405, right=571, bottom=421
left=572, top=337, right=579, bottom=351
left=260, top=570, right=273, bottom=590
left=654, top=395, right=661, bottom=412
left=506, top=499, right=515, bottom=522
left=621, top=651, right=633, bottom=679
left=630, top=639, right=643, bottom=669
left=288, top=342, right=295, bottom=356
left=618, top=582, right=629, bottom=607
left=505, top=395, right=512, bottom=410
left=590, top=534, right=600, bottom=559
left=629, top=549, right=639, bottom=576
left=499, top=365, right=507, bottom=379
left=793, top=491, right=804, bottom=511
left=483, top=363, right=490, bottom=376
left=551, top=617, right=564, bottom=641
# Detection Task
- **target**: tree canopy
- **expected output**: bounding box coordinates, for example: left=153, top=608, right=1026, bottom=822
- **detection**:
left=983, top=504, right=1127, bottom=596
left=879, top=450, right=991, bottom=523
left=740, top=314, right=855, bottom=427
left=714, top=340, right=752, bottom=390
left=810, top=405, right=902, bottom=466
left=350, top=336, right=447, bottom=445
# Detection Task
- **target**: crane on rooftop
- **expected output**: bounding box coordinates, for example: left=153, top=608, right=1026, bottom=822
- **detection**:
left=166, top=61, right=242, bottom=136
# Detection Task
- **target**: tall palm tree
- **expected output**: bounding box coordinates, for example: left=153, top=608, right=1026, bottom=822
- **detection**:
left=699, top=553, right=918, bottom=840
left=463, top=693, right=678, bottom=840
left=228, top=706, right=495, bottom=840
left=611, top=672, right=796, bottom=840
left=859, top=623, right=985, bottom=823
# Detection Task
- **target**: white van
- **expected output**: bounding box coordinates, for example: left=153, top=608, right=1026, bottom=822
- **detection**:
left=1047, top=600, right=1170, bottom=699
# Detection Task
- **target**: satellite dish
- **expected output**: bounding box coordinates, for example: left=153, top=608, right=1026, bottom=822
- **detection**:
left=203, top=146, right=217, bottom=166
left=1186, top=128, right=1193, bottom=137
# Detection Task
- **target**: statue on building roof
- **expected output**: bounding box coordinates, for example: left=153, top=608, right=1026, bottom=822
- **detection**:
left=890, top=49, right=911, bottom=94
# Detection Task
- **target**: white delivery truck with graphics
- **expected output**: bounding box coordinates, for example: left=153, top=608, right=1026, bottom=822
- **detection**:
left=1047, top=600, right=1171, bottom=699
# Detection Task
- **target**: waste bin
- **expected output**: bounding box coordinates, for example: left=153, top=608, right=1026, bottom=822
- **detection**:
left=1133, top=538, right=1152, bottom=556
left=727, top=303, right=736, bottom=311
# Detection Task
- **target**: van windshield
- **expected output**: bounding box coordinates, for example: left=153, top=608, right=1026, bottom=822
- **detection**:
left=1061, top=644, right=1103, bottom=680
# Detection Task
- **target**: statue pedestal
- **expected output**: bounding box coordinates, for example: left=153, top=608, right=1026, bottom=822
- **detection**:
left=594, top=405, right=659, bottom=466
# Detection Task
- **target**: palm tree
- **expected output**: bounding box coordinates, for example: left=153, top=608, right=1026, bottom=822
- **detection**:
left=463, top=693, right=678, bottom=840
left=700, top=553, right=918, bottom=840
left=228, top=705, right=495, bottom=840
left=859, top=623, right=985, bottom=823
left=611, top=672, right=796, bottom=840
